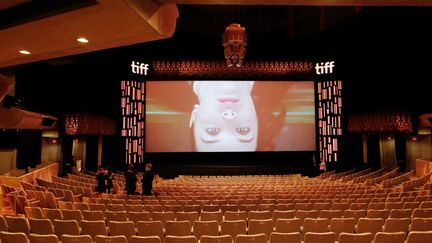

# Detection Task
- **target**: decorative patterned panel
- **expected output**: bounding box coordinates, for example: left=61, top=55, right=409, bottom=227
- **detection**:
left=152, top=60, right=313, bottom=77
left=121, top=80, right=145, bottom=164
left=64, top=113, right=115, bottom=136
left=317, top=80, right=343, bottom=163
left=348, top=112, right=412, bottom=133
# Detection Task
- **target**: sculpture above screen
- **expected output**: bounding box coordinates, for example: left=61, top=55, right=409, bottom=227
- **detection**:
left=223, top=23, right=247, bottom=67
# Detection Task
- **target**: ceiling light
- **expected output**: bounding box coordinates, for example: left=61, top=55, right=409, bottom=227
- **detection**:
left=19, top=50, right=30, bottom=55
left=77, top=37, right=89, bottom=43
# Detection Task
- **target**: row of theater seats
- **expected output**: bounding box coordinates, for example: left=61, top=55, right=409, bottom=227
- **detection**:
left=3, top=212, right=432, bottom=241
left=21, top=203, right=432, bottom=222
left=75, top=200, right=432, bottom=213
left=1, top=229, right=431, bottom=243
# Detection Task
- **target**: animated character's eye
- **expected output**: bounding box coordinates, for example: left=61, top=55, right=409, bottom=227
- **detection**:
left=236, top=127, right=250, bottom=135
left=206, top=128, right=221, bottom=136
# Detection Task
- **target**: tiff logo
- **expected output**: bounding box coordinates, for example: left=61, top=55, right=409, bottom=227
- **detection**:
left=315, top=61, right=335, bottom=75
left=131, top=61, right=149, bottom=75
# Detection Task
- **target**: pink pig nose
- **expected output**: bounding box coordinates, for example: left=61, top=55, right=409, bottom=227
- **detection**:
left=221, top=109, right=237, bottom=120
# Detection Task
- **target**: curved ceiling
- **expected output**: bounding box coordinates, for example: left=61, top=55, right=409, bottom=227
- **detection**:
left=0, top=0, right=178, bottom=68
left=0, top=0, right=429, bottom=68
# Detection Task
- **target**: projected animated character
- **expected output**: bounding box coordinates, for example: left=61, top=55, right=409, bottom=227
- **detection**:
left=189, top=81, right=258, bottom=152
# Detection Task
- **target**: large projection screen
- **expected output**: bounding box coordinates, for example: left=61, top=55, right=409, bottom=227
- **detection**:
left=145, top=81, right=315, bottom=152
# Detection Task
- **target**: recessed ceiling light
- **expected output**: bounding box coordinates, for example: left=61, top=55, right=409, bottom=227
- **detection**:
left=19, top=50, right=30, bottom=55
left=77, top=37, right=89, bottom=43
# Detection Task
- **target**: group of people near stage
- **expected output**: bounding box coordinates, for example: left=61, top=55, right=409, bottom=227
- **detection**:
left=96, top=163, right=155, bottom=196
left=125, top=163, right=155, bottom=196
left=96, top=166, right=114, bottom=194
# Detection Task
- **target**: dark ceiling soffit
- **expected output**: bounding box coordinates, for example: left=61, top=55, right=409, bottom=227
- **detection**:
left=0, top=0, right=98, bottom=30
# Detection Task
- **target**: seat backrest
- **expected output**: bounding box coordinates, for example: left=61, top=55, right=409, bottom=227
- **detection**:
left=303, top=232, right=336, bottom=243
left=108, top=220, right=136, bottom=239
left=193, top=220, right=219, bottom=239
left=366, top=209, right=390, bottom=219
left=82, top=210, right=105, bottom=221
left=406, top=231, right=432, bottom=243
left=383, top=218, right=410, bottom=233
left=319, top=210, right=343, bottom=219
left=73, top=202, right=90, bottom=211
left=235, top=234, right=267, bottom=243
left=58, top=201, right=74, bottom=210
left=201, top=211, right=223, bottom=223
left=224, top=211, right=247, bottom=221
left=130, top=236, right=161, bottom=243
left=274, top=218, right=301, bottom=233
left=269, top=232, right=301, bottom=243
left=53, top=219, right=80, bottom=236
left=164, top=235, right=197, bottom=243
left=24, top=207, right=44, bottom=219
left=302, top=218, right=329, bottom=237
left=151, top=212, right=176, bottom=226
left=95, top=235, right=128, bottom=243
left=338, top=233, right=373, bottom=243
left=329, top=217, right=355, bottom=238
left=176, top=212, right=199, bottom=224
left=0, top=215, right=8, bottom=232
left=410, top=217, right=432, bottom=231
left=61, top=209, right=83, bottom=222
left=5, top=216, right=31, bottom=235
left=412, top=208, right=432, bottom=218
left=105, top=210, right=128, bottom=222
left=136, top=221, right=164, bottom=240
left=0, top=231, right=29, bottom=243
left=128, top=211, right=151, bottom=224
left=389, top=209, right=412, bottom=218
left=43, top=208, right=63, bottom=222
left=248, top=219, right=274, bottom=239
left=28, top=218, right=54, bottom=235
left=199, top=235, right=233, bottom=243
left=28, top=233, right=59, bottom=243
left=61, top=234, right=93, bottom=243
left=220, top=220, right=246, bottom=238
left=374, top=232, right=406, bottom=243
left=80, top=220, right=108, bottom=240
left=165, top=220, right=191, bottom=237
left=343, top=210, right=366, bottom=223
left=272, top=210, right=295, bottom=221
left=356, top=218, right=384, bottom=236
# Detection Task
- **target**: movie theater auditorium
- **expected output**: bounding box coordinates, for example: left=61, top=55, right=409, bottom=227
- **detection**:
left=0, top=1, right=432, bottom=243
